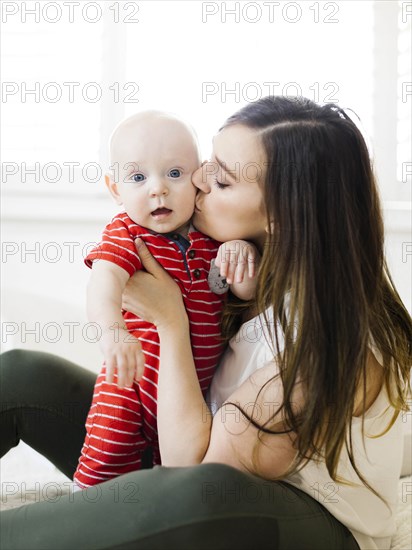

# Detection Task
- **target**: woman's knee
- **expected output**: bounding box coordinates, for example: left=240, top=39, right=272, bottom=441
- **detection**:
left=0, top=349, right=88, bottom=402
left=0, top=348, right=59, bottom=384
left=1, top=348, right=30, bottom=366
left=0, top=349, right=52, bottom=405
left=0, top=349, right=35, bottom=386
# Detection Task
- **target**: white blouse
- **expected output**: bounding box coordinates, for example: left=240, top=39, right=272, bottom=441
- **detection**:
left=207, top=309, right=403, bottom=550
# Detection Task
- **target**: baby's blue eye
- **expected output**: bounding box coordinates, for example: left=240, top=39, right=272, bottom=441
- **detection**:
left=132, top=173, right=145, bottom=182
left=169, top=169, right=181, bottom=178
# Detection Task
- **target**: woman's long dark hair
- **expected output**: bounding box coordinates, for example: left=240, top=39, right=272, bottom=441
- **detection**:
left=221, top=96, right=412, bottom=493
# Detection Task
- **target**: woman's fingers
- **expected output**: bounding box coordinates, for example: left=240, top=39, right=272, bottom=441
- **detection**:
left=116, top=356, right=127, bottom=388
left=135, top=349, right=145, bottom=382
left=135, top=238, right=165, bottom=277
left=105, top=358, right=115, bottom=385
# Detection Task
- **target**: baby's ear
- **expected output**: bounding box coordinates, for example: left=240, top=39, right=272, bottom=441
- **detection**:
left=105, top=173, right=123, bottom=205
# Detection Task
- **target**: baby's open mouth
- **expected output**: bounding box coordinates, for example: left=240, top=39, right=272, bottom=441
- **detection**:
left=151, top=207, right=172, bottom=216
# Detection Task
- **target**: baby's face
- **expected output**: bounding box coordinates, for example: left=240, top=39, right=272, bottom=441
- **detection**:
left=108, top=113, right=200, bottom=235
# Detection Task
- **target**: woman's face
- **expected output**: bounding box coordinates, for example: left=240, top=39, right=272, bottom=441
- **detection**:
left=192, top=124, right=267, bottom=248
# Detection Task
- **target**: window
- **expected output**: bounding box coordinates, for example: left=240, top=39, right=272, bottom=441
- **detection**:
left=397, top=1, right=411, bottom=192
left=1, top=1, right=411, bottom=211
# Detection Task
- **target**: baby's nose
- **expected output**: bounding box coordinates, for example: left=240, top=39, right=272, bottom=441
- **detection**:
left=150, top=178, right=168, bottom=196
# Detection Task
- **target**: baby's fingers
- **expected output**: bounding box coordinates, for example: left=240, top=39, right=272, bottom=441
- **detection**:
left=248, top=249, right=256, bottom=278
left=230, top=248, right=248, bottom=284
left=224, top=249, right=240, bottom=284
left=234, top=260, right=247, bottom=283
left=217, top=248, right=229, bottom=279
left=217, top=243, right=238, bottom=280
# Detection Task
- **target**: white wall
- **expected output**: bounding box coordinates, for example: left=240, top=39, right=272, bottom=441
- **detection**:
left=1, top=192, right=118, bottom=371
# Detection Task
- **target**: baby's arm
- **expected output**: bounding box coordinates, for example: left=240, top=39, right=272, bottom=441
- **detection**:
left=215, top=240, right=260, bottom=301
left=87, top=259, right=144, bottom=388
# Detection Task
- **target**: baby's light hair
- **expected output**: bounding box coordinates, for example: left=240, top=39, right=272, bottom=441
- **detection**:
left=108, top=110, right=201, bottom=170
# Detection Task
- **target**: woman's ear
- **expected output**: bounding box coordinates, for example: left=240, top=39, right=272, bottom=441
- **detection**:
left=105, top=173, right=123, bottom=205
left=265, top=220, right=275, bottom=234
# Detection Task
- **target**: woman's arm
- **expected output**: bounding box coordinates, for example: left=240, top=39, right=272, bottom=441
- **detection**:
left=157, top=319, right=213, bottom=464
left=158, top=319, right=298, bottom=477
left=123, top=239, right=298, bottom=477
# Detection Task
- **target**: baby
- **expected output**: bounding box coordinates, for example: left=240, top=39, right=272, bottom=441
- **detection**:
left=73, top=111, right=258, bottom=488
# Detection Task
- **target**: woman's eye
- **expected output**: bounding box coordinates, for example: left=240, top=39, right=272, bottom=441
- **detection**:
left=132, top=173, right=145, bottom=183
left=168, top=169, right=181, bottom=178
left=214, top=179, right=229, bottom=190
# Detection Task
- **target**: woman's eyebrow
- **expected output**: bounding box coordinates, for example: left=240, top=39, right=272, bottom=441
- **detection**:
left=214, top=155, right=238, bottom=180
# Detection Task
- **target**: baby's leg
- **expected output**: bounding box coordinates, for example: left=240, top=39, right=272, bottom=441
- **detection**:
left=139, top=375, right=162, bottom=465
left=73, top=365, right=149, bottom=487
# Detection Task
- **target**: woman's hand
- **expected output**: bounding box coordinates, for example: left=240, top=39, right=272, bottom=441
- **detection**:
left=121, top=238, right=187, bottom=330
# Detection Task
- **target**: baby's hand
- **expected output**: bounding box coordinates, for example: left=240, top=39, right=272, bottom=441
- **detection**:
left=215, top=240, right=259, bottom=285
left=100, top=328, right=145, bottom=388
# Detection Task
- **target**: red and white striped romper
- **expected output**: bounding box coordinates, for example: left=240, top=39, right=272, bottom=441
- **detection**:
left=74, top=212, right=227, bottom=487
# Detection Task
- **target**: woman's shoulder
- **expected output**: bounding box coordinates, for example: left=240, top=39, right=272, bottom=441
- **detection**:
left=204, top=359, right=300, bottom=478
left=208, top=308, right=277, bottom=413
left=352, top=348, right=386, bottom=418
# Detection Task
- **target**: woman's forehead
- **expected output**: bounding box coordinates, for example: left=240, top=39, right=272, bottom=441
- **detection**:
left=212, top=125, right=265, bottom=165
left=212, top=125, right=266, bottom=183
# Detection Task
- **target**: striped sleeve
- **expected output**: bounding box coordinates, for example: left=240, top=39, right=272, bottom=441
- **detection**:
left=85, top=216, right=142, bottom=277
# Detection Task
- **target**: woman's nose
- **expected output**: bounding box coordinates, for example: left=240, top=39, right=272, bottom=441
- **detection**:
left=192, top=162, right=211, bottom=193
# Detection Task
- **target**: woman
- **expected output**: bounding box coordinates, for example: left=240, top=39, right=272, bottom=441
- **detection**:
left=1, top=96, right=411, bottom=550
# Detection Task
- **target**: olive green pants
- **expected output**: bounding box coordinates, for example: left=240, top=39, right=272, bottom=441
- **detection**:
left=0, top=349, right=360, bottom=550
